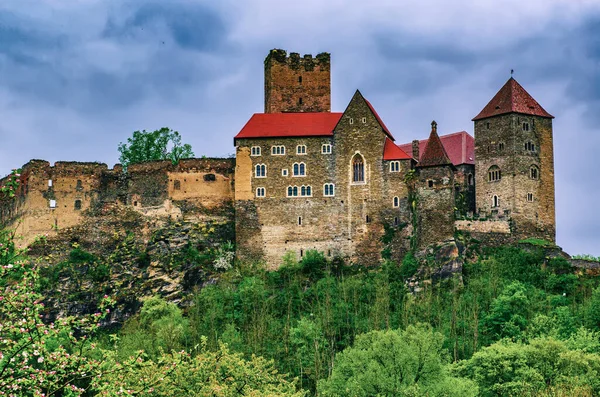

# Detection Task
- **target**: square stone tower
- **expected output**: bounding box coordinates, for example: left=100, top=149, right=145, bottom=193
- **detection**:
left=264, top=49, right=331, bottom=113
left=473, top=77, right=556, bottom=241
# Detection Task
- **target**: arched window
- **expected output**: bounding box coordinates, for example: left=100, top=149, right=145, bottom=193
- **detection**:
left=296, top=145, right=307, bottom=155
left=352, top=154, right=364, bottom=183
left=287, top=186, right=299, bottom=197
left=255, top=164, right=266, bottom=178
left=300, top=185, right=312, bottom=197
left=390, top=161, right=400, bottom=172
left=393, top=196, right=399, bottom=208
left=488, top=165, right=501, bottom=182
left=525, top=141, right=536, bottom=152
left=256, top=187, right=265, bottom=197
left=293, top=163, right=306, bottom=176
left=492, top=195, right=499, bottom=208
left=530, top=165, right=539, bottom=180
left=468, top=173, right=473, bottom=186
left=323, top=183, right=335, bottom=197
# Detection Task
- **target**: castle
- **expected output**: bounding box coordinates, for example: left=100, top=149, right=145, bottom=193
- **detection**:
left=0, top=49, right=556, bottom=267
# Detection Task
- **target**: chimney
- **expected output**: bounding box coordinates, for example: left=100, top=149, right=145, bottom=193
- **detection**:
left=412, top=140, right=420, bottom=161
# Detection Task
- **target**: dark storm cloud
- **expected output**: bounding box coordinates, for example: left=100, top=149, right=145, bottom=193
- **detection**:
left=102, top=2, right=226, bottom=52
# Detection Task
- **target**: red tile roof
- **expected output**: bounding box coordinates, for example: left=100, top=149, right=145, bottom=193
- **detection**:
left=364, top=98, right=395, bottom=140
left=383, top=138, right=412, bottom=160
left=399, top=131, right=474, bottom=166
left=472, top=77, right=554, bottom=121
left=416, top=122, right=453, bottom=168
left=234, top=112, right=343, bottom=140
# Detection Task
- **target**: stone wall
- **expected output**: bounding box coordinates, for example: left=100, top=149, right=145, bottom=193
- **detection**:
left=416, top=165, right=455, bottom=249
left=1, top=158, right=235, bottom=246
left=474, top=114, right=555, bottom=242
left=455, top=219, right=511, bottom=234
left=264, top=49, right=331, bottom=113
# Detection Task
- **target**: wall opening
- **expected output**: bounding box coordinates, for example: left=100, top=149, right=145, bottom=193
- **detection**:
left=174, top=180, right=181, bottom=190
left=204, top=173, right=216, bottom=181
left=74, top=200, right=82, bottom=210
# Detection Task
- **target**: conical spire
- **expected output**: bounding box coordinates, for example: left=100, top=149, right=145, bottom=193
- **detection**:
left=472, top=77, right=553, bottom=120
left=417, top=121, right=452, bottom=168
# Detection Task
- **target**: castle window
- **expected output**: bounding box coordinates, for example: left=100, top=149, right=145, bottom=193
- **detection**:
left=393, top=196, right=399, bottom=207
left=300, top=185, right=312, bottom=197
left=174, top=180, right=181, bottom=190
left=296, top=145, right=307, bottom=155
left=299, top=97, right=303, bottom=105
left=76, top=180, right=83, bottom=191
left=256, top=187, right=266, bottom=198
left=486, top=122, right=490, bottom=129
left=133, top=201, right=138, bottom=207
left=394, top=217, right=399, bottom=226
left=523, top=122, right=530, bottom=131
left=349, top=118, right=354, bottom=125
left=366, top=215, right=371, bottom=223
left=428, top=180, right=434, bottom=188
left=48, top=179, right=53, bottom=187
left=468, top=173, right=474, bottom=186
left=74, top=200, right=82, bottom=210
left=271, top=145, right=286, bottom=155
left=298, top=76, right=302, bottom=84
left=390, top=161, right=400, bottom=172
left=324, top=183, right=335, bottom=197
left=527, top=193, right=534, bottom=202
left=204, top=173, right=216, bottom=181
left=530, top=165, right=539, bottom=180
left=300, top=249, right=304, bottom=257
left=287, top=186, right=299, bottom=197
left=361, top=117, right=367, bottom=123
left=525, top=141, right=536, bottom=152
left=255, top=164, right=266, bottom=178
left=488, top=165, right=501, bottom=182
left=298, top=217, right=302, bottom=226
left=293, top=162, right=306, bottom=177
left=251, top=146, right=261, bottom=156
left=492, top=195, right=499, bottom=208
left=49, top=199, right=56, bottom=209
left=282, top=169, right=289, bottom=177
left=498, top=142, right=505, bottom=151
left=352, top=154, right=365, bottom=183
left=322, top=144, right=332, bottom=154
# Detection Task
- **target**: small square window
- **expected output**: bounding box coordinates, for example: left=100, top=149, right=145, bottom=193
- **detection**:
left=48, top=179, right=53, bottom=187
left=428, top=180, right=434, bottom=188
left=49, top=199, right=56, bottom=208
left=282, top=169, right=289, bottom=177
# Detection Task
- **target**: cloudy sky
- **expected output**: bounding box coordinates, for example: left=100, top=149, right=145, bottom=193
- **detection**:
left=1, top=0, right=599, bottom=255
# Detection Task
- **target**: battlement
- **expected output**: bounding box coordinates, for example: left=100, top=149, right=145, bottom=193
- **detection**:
left=265, top=49, right=330, bottom=70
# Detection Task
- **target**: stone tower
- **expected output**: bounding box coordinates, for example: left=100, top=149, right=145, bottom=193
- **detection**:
left=472, top=77, right=556, bottom=241
left=264, top=49, right=331, bottom=113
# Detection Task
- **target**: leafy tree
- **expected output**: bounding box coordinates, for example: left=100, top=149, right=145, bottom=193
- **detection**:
left=118, top=127, right=194, bottom=169
left=586, top=286, right=600, bottom=331
left=95, top=339, right=306, bottom=396
left=318, top=324, right=478, bottom=396
left=480, top=281, right=530, bottom=342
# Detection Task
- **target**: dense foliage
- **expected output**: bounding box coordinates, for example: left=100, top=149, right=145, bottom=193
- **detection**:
left=3, top=210, right=600, bottom=396
left=118, top=127, right=194, bottom=169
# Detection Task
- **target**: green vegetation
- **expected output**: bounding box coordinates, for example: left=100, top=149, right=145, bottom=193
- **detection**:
left=118, top=127, right=194, bottom=169
left=518, top=237, right=556, bottom=247
left=3, top=220, right=600, bottom=396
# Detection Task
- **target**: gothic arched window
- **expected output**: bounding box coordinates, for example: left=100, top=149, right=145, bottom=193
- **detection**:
left=352, top=155, right=365, bottom=183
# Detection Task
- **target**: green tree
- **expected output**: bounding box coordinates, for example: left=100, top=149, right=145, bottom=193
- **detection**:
left=318, top=324, right=478, bottom=397
left=480, top=281, right=530, bottom=342
left=118, top=127, right=194, bottom=169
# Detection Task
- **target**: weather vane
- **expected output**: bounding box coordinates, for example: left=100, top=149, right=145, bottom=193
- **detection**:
left=511, top=69, right=514, bottom=76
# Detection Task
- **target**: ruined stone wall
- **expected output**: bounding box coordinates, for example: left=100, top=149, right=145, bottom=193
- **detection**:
left=416, top=165, right=455, bottom=249
left=264, top=49, right=331, bottom=113
left=474, top=114, right=555, bottom=242
left=455, top=219, right=511, bottom=234
left=1, top=158, right=235, bottom=246
left=454, top=164, right=475, bottom=214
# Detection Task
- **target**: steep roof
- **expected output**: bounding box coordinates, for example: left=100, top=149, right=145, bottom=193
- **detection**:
left=398, top=131, right=474, bottom=166
left=234, top=112, right=343, bottom=140
left=472, top=77, right=554, bottom=121
left=383, top=138, right=412, bottom=160
left=416, top=121, right=453, bottom=168
left=364, top=98, right=394, bottom=140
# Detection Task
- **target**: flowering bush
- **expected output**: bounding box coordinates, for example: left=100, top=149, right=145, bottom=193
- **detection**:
left=0, top=229, right=114, bottom=396
left=0, top=169, right=21, bottom=199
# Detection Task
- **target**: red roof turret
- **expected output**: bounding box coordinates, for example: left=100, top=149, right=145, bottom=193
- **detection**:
left=417, top=121, right=453, bottom=168
left=472, top=77, right=554, bottom=121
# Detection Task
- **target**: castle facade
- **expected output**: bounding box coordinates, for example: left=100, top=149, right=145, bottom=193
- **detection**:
left=0, top=49, right=556, bottom=267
